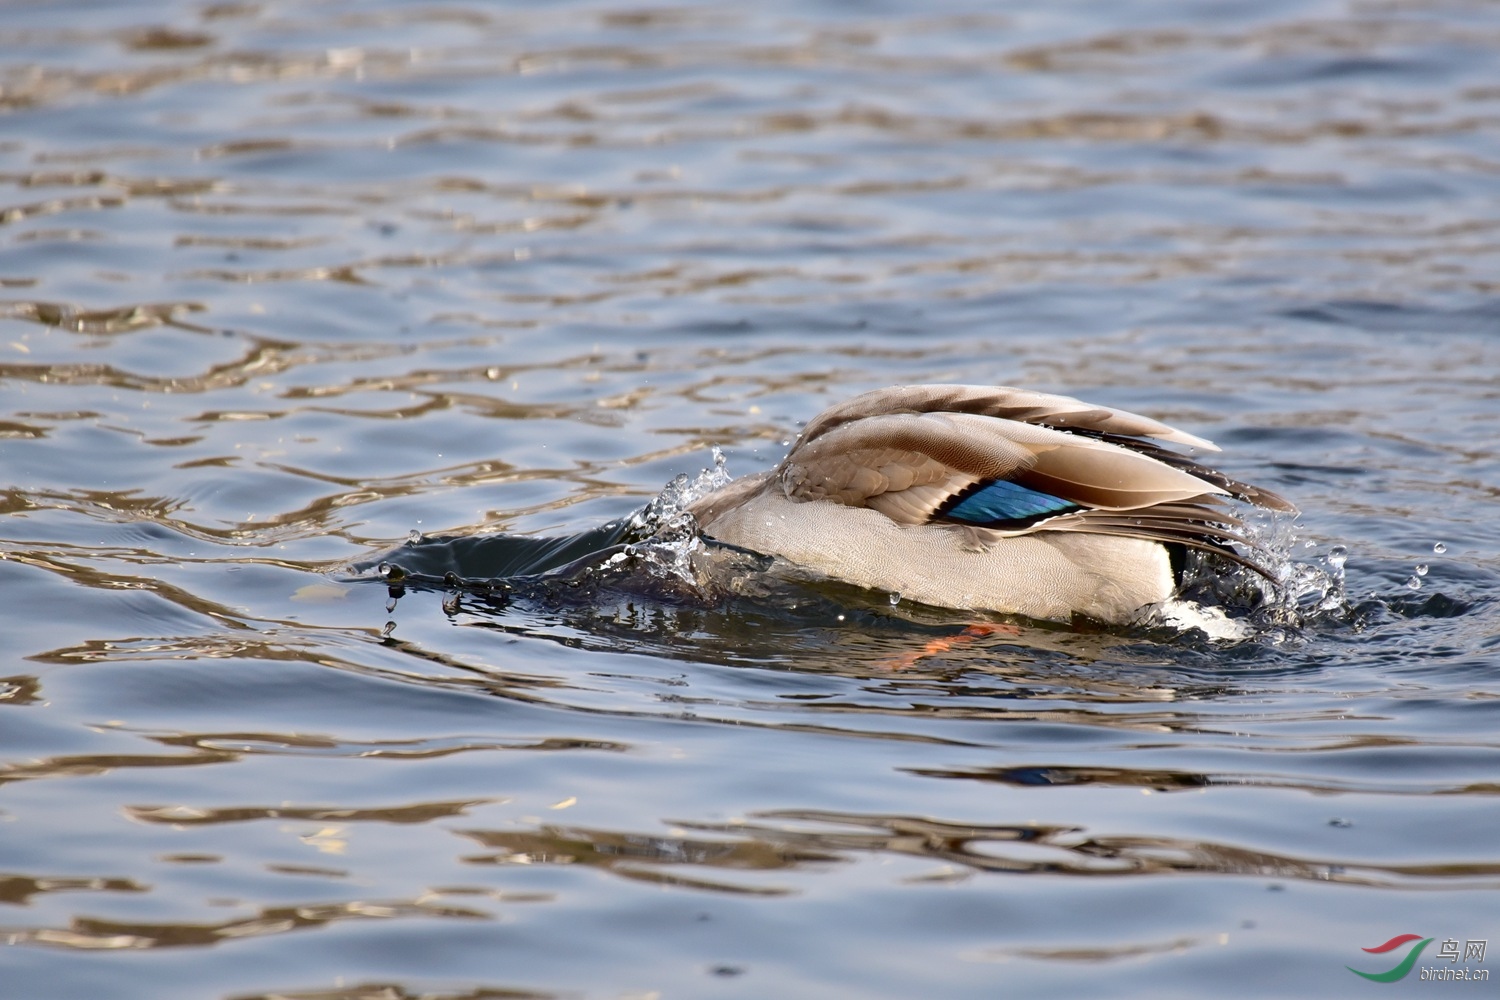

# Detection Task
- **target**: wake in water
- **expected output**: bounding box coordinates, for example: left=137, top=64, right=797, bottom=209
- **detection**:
left=359, top=450, right=763, bottom=607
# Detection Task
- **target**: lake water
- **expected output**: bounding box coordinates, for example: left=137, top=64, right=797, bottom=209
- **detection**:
left=3, top=1, right=1499, bottom=997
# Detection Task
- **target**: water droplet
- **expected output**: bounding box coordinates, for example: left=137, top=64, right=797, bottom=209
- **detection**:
left=380, top=621, right=396, bottom=638
left=780, top=439, right=791, bottom=448
left=888, top=592, right=901, bottom=606
left=385, top=596, right=398, bottom=612
left=1327, top=545, right=1347, bottom=570
left=1415, top=563, right=1428, bottom=577
left=1433, top=541, right=1447, bottom=554
left=1406, top=575, right=1422, bottom=590
left=407, top=529, right=422, bottom=545
left=836, top=614, right=846, bottom=622
left=1303, top=540, right=1316, bottom=549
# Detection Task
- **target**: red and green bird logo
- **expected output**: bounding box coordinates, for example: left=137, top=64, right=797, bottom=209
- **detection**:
left=1347, top=934, right=1433, bottom=982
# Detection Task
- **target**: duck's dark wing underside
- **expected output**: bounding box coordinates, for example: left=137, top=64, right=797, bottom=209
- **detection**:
left=1037, top=499, right=1277, bottom=578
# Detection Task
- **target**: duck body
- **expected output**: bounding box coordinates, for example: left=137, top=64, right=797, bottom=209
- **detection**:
left=686, top=385, right=1293, bottom=624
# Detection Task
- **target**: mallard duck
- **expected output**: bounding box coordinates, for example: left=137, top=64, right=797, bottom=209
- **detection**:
left=686, top=384, right=1294, bottom=624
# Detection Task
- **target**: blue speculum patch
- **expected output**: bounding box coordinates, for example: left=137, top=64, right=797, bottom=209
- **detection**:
left=939, top=478, right=1083, bottom=526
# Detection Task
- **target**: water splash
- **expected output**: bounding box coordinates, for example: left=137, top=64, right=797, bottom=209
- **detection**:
left=605, top=448, right=749, bottom=599
left=1163, top=511, right=1350, bottom=640
left=623, top=447, right=733, bottom=539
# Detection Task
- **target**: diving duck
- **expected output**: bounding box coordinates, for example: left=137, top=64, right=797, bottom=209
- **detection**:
left=686, top=384, right=1293, bottom=624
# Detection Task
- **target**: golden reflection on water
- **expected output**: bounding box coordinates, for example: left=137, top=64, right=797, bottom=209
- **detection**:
left=228, top=981, right=558, bottom=1000
left=126, top=799, right=494, bottom=827
left=5, top=799, right=1497, bottom=954
left=682, top=809, right=1500, bottom=886
left=458, top=824, right=834, bottom=896
left=5, top=896, right=489, bottom=951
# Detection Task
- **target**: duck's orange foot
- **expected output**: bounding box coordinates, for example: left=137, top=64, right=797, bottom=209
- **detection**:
left=879, top=622, right=1020, bottom=670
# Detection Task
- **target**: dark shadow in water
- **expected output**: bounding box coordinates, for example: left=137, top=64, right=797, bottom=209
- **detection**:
left=1279, top=297, right=1500, bottom=336
left=903, top=763, right=1500, bottom=797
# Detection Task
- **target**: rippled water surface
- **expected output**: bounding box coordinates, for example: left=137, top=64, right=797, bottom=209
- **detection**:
left=4, top=1, right=1500, bottom=997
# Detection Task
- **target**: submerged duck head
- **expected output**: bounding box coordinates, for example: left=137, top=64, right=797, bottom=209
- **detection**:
left=686, top=384, right=1294, bottom=625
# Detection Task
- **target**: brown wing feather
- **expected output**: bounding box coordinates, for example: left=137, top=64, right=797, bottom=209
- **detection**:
left=782, top=411, right=1225, bottom=508
left=796, top=384, right=1219, bottom=452
left=779, top=412, right=1031, bottom=516
left=749, top=384, right=1290, bottom=575
left=939, top=413, right=1228, bottom=510
left=1088, top=433, right=1298, bottom=513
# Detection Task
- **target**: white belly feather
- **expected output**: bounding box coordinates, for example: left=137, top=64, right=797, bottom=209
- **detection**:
left=700, top=489, right=1175, bottom=624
